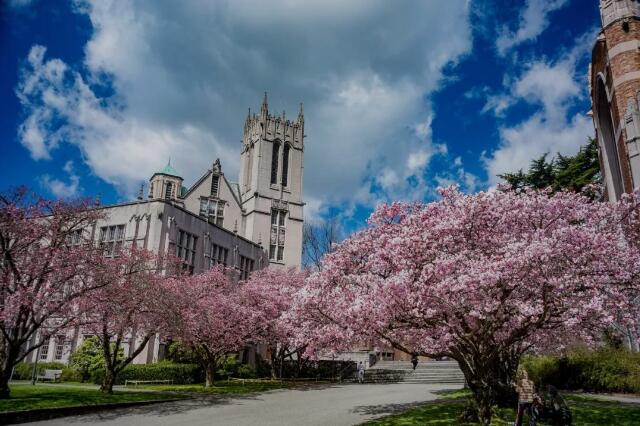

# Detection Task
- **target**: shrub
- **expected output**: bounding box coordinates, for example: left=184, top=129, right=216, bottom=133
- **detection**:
left=12, top=362, right=66, bottom=381
left=91, top=361, right=203, bottom=385
left=236, top=364, right=257, bottom=379
left=165, top=341, right=199, bottom=364
left=68, top=337, right=105, bottom=382
left=60, top=367, right=83, bottom=382
left=522, top=347, right=640, bottom=393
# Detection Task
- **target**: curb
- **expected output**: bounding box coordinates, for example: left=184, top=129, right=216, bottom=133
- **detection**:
left=1, top=396, right=187, bottom=425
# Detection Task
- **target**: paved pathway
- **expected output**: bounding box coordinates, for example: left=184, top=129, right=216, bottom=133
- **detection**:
left=24, top=383, right=461, bottom=426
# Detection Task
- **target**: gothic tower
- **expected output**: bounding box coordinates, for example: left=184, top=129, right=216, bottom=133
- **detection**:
left=239, top=94, right=305, bottom=268
left=591, top=0, right=640, bottom=200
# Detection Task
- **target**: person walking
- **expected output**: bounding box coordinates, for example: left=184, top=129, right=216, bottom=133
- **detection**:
left=411, top=354, right=418, bottom=370
left=357, top=361, right=365, bottom=384
left=515, top=369, right=537, bottom=426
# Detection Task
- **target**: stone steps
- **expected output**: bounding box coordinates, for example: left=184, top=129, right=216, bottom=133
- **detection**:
left=359, top=360, right=466, bottom=384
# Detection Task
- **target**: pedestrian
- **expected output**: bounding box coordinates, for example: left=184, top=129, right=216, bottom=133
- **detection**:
left=357, top=361, right=365, bottom=384
left=411, top=354, right=418, bottom=370
left=514, top=369, right=538, bottom=426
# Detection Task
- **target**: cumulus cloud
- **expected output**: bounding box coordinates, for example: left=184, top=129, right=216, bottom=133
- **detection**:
left=16, top=0, right=472, bottom=210
left=40, top=160, right=81, bottom=198
left=496, top=0, right=569, bottom=56
left=483, top=33, right=595, bottom=186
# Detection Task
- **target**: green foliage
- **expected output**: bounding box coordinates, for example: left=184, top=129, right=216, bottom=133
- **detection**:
left=522, top=347, right=640, bottom=393
left=499, top=138, right=601, bottom=194
left=217, top=354, right=240, bottom=377
left=236, top=364, right=257, bottom=379
left=165, top=341, right=200, bottom=364
left=68, top=337, right=104, bottom=382
left=90, top=361, right=203, bottom=385
left=11, top=362, right=66, bottom=381
left=59, top=367, right=83, bottom=382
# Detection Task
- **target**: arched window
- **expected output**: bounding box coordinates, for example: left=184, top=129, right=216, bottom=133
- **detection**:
left=281, top=144, right=290, bottom=186
left=271, top=142, right=280, bottom=185
left=596, top=80, right=624, bottom=199
left=165, top=182, right=173, bottom=200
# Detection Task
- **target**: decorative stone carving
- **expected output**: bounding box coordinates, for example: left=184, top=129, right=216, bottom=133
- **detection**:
left=624, top=93, right=640, bottom=188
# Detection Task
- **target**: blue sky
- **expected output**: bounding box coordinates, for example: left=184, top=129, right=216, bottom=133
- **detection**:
left=1, top=0, right=600, bottom=232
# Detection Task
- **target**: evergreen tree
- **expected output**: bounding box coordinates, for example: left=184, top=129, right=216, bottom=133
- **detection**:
left=499, top=138, right=601, bottom=194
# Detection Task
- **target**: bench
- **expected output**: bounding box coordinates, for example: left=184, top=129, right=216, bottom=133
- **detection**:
left=37, top=369, right=62, bottom=382
left=124, top=379, right=173, bottom=387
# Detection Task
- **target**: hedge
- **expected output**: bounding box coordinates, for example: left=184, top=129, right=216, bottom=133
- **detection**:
left=522, top=347, right=640, bottom=394
left=91, top=361, right=203, bottom=385
left=12, top=362, right=67, bottom=381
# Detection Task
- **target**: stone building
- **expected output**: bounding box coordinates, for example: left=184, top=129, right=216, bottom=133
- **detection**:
left=26, top=95, right=305, bottom=365
left=591, top=0, right=640, bottom=200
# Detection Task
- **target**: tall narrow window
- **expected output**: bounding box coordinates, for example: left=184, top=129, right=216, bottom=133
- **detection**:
left=40, top=338, right=50, bottom=360
left=176, top=229, right=197, bottom=274
left=281, top=144, right=290, bottom=186
left=271, top=142, right=280, bottom=185
left=269, top=209, right=286, bottom=262
left=211, top=175, right=220, bottom=197
left=54, top=337, right=64, bottom=360
left=165, top=182, right=173, bottom=200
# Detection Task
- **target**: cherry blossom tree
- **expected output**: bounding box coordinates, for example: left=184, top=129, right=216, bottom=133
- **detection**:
left=291, top=187, right=640, bottom=424
left=0, top=188, right=106, bottom=398
left=79, top=247, right=170, bottom=393
left=162, top=268, right=249, bottom=387
left=242, top=267, right=308, bottom=378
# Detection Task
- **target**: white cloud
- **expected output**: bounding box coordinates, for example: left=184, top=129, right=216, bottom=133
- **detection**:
left=483, top=33, right=595, bottom=186
left=481, top=94, right=513, bottom=117
left=40, top=160, right=80, bottom=198
left=377, top=168, right=400, bottom=190
left=496, top=0, right=569, bottom=56
left=16, top=0, right=472, bottom=208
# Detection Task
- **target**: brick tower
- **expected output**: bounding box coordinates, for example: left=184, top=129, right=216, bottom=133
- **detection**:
left=591, top=0, right=640, bottom=200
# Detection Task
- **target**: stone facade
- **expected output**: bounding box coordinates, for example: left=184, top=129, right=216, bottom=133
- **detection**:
left=26, top=95, right=304, bottom=365
left=591, top=0, right=640, bottom=200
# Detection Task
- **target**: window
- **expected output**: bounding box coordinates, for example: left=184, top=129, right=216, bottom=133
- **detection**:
left=176, top=229, right=197, bottom=273
left=199, top=199, right=224, bottom=226
left=165, top=182, right=173, bottom=200
left=54, top=337, right=64, bottom=360
left=99, top=225, right=126, bottom=257
left=211, top=175, right=220, bottom=197
left=271, top=142, right=280, bottom=184
left=209, top=243, right=229, bottom=268
left=269, top=209, right=286, bottom=262
left=39, top=338, right=50, bottom=360
left=66, top=229, right=83, bottom=246
left=281, top=144, right=290, bottom=186
left=239, top=255, right=254, bottom=280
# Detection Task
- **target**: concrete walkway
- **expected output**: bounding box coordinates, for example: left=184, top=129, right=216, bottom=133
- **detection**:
left=23, top=383, right=461, bottom=426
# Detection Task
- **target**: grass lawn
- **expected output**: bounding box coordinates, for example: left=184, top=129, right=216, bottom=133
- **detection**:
left=0, top=383, right=184, bottom=413
left=135, top=379, right=325, bottom=395
left=361, top=389, right=640, bottom=425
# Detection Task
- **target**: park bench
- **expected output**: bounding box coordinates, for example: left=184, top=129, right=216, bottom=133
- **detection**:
left=124, top=379, right=173, bottom=387
left=37, top=369, right=62, bottom=382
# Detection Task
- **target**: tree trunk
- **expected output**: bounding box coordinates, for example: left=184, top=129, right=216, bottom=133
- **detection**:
left=0, top=369, right=11, bottom=399
left=0, top=340, right=21, bottom=399
left=455, top=349, right=520, bottom=426
left=205, top=361, right=216, bottom=387
left=100, top=370, right=116, bottom=394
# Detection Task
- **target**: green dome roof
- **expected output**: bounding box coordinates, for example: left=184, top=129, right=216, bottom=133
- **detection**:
left=157, top=161, right=181, bottom=178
